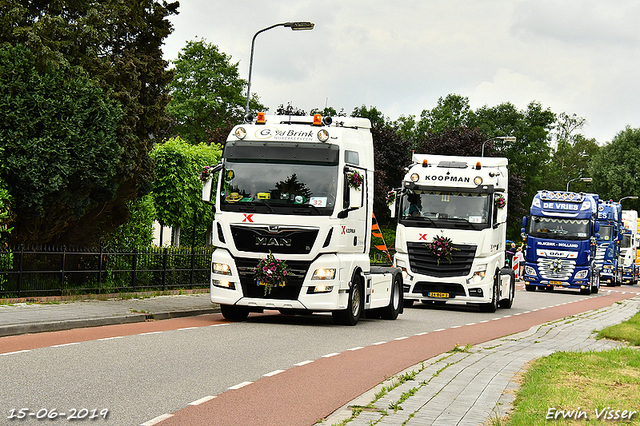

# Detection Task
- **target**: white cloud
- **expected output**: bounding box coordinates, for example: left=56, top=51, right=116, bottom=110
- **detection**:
left=163, top=0, right=640, bottom=143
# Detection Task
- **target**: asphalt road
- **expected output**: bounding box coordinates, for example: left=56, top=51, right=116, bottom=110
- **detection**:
left=1, top=286, right=637, bottom=425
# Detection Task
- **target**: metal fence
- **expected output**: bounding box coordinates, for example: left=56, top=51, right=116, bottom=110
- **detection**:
left=0, top=245, right=214, bottom=298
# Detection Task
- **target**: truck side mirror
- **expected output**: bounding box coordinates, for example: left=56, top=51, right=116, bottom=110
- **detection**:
left=201, top=163, right=223, bottom=204
left=388, top=191, right=397, bottom=218
left=522, top=216, right=528, bottom=228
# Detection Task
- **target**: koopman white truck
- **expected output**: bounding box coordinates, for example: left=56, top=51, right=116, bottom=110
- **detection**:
left=201, top=113, right=402, bottom=325
left=390, top=154, right=514, bottom=312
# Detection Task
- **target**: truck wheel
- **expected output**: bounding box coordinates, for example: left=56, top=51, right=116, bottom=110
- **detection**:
left=332, top=276, right=363, bottom=326
left=591, top=272, right=600, bottom=294
left=380, top=274, right=402, bottom=320
left=499, top=270, right=515, bottom=309
left=220, top=304, right=249, bottom=321
left=480, top=279, right=498, bottom=313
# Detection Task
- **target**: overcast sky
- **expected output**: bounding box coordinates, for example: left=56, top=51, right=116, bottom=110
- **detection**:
left=162, top=0, right=640, bottom=144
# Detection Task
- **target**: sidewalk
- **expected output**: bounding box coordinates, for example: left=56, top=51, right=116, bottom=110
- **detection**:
left=322, top=296, right=640, bottom=426
left=0, top=291, right=218, bottom=337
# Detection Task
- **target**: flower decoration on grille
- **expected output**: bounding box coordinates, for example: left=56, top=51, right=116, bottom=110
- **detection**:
left=347, top=171, right=363, bottom=190
left=386, top=190, right=396, bottom=206
left=253, top=251, right=291, bottom=295
left=425, top=235, right=459, bottom=266
left=495, top=195, right=506, bottom=209
left=199, top=166, right=214, bottom=182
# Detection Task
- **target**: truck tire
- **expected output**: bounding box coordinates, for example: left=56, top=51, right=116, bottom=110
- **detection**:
left=499, top=269, right=515, bottom=309
left=591, top=271, right=600, bottom=294
left=332, top=275, right=363, bottom=326
left=380, top=274, right=402, bottom=320
left=220, top=304, right=249, bottom=321
left=480, top=279, right=498, bottom=313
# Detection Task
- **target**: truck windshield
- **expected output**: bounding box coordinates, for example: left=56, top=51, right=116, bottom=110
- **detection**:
left=528, top=216, right=591, bottom=240
left=598, top=225, right=613, bottom=241
left=219, top=141, right=340, bottom=215
left=399, top=191, right=491, bottom=229
left=621, top=234, right=632, bottom=248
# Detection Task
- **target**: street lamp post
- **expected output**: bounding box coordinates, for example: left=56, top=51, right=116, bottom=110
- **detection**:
left=481, top=136, right=516, bottom=157
left=566, top=177, right=592, bottom=192
left=618, top=196, right=638, bottom=204
left=244, top=21, right=314, bottom=118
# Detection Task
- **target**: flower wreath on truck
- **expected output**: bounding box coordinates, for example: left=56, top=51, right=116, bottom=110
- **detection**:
left=425, top=235, right=459, bottom=266
left=253, top=251, right=291, bottom=296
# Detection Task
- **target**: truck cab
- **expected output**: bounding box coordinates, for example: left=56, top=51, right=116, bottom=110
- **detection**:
left=391, top=154, right=514, bottom=312
left=202, top=113, right=402, bottom=325
left=522, top=191, right=600, bottom=295
left=595, top=200, right=622, bottom=286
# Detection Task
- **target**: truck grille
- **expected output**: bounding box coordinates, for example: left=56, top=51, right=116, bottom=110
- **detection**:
left=231, top=225, right=319, bottom=254
left=234, top=257, right=311, bottom=300
left=537, top=258, right=575, bottom=280
left=595, top=246, right=607, bottom=262
left=407, top=242, right=477, bottom=278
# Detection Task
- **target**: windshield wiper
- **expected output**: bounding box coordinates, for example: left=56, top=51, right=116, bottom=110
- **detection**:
left=293, top=203, right=322, bottom=215
left=242, top=200, right=275, bottom=213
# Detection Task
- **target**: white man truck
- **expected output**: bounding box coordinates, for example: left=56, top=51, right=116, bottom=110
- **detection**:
left=201, top=113, right=403, bottom=325
left=390, top=154, right=515, bottom=312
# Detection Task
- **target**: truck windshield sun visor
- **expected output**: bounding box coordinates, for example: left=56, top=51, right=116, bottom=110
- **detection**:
left=224, top=141, right=340, bottom=165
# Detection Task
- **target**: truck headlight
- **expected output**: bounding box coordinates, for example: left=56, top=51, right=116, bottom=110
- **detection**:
left=212, top=279, right=235, bottom=290
left=212, top=262, right=232, bottom=275
left=312, top=268, right=336, bottom=280
left=470, top=270, right=486, bottom=284
left=574, top=270, right=588, bottom=279
left=525, top=266, right=536, bottom=276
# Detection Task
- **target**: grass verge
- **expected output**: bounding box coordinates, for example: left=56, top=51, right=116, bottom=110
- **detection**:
left=498, top=309, right=640, bottom=425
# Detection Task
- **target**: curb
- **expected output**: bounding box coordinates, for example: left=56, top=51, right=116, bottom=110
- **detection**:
left=0, top=307, right=221, bottom=338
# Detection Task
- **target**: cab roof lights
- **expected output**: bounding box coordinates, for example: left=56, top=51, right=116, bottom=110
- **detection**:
left=475, top=161, right=482, bottom=170
left=422, top=159, right=428, bottom=167
left=313, top=114, right=322, bottom=126
left=256, top=112, right=266, bottom=124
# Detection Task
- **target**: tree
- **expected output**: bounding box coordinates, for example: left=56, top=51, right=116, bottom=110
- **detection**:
left=352, top=105, right=412, bottom=223
left=150, top=137, right=222, bottom=246
left=589, top=127, right=640, bottom=209
left=416, top=94, right=476, bottom=138
left=0, top=44, right=123, bottom=245
left=0, top=0, right=179, bottom=245
left=166, top=39, right=266, bottom=144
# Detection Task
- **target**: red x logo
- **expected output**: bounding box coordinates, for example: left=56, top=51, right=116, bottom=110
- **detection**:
left=419, top=233, right=428, bottom=240
left=243, top=214, right=254, bottom=223
left=341, top=225, right=346, bottom=234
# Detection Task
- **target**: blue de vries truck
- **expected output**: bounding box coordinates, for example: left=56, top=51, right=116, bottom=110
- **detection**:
left=595, top=200, right=622, bottom=286
left=521, top=190, right=600, bottom=295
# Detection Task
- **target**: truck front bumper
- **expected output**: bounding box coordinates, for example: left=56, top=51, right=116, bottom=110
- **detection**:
left=209, top=249, right=350, bottom=312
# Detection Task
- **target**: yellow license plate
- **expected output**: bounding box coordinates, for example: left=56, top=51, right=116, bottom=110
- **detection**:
left=550, top=281, right=563, bottom=285
left=428, top=292, right=449, bottom=298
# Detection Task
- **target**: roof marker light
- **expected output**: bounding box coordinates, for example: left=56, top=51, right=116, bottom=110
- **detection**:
left=475, top=161, right=482, bottom=170
left=256, top=112, right=266, bottom=124
left=313, top=114, right=322, bottom=126
left=422, top=159, right=428, bottom=167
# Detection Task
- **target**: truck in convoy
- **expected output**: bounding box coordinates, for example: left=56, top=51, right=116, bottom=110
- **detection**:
left=521, top=190, right=600, bottom=295
left=390, top=154, right=515, bottom=312
left=201, top=113, right=403, bottom=325
left=595, top=200, right=622, bottom=286
left=619, top=210, right=638, bottom=285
